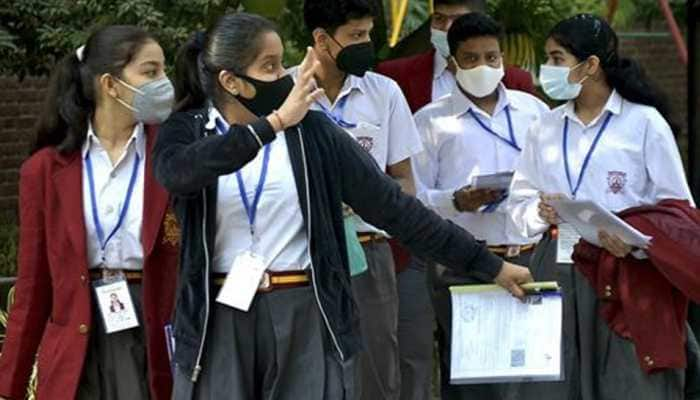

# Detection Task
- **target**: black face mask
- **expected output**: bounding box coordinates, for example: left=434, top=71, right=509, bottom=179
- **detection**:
left=330, top=37, right=375, bottom=77
left=234, top=74, right=294, bottom=117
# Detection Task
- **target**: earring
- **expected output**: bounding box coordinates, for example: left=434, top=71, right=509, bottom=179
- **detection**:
left=231, top=88, right=239, bottom=96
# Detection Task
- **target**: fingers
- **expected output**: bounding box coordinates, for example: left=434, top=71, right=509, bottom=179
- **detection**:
left=509, top=282, right=526, bottom=300
left=598, top=231, right=630, bottom=258
left=298, top=46, right=315, bottom=74
left=299, top=60, right=320, bottom=86
left=306, top=88, right=325, bottom=104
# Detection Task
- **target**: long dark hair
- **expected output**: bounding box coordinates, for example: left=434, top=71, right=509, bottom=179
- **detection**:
left=174, top=13, right=278, bottom=112
left=548, top=14, right=677, bottom=134
left=32, top=25, right=156, bottom=154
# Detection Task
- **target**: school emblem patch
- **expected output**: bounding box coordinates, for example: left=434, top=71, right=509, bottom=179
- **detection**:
left=356, top=136, right=374, bottom=153
left=162, top=210, right=181, bottom=247
left=607, top=171, right=627, bottom=194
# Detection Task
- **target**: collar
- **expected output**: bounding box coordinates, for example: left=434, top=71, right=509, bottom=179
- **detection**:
left=81, top=121, right=145, bottom=160
left=562, top=89, right=623, bottom=126
left=433, top=52, right=450, bottom=80
left=205, top=105, right=225, bottom=131
left=450, top=83, right=514, bottom=119
left=324, top=73, right=364, bottom=109
left=289, top=64, right=364, bottom=109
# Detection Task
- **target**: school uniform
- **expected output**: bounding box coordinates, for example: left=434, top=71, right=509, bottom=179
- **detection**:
left=0, top=123, right=177, bottom=400
left=412, top=83, right=549, bottom=399
left=376, top=50, right=539, bottom=400
left=156, top=106, right=506, bottom=400
left=506, top=89, right=697, bottom=399
left=290, top=67, right=424, bottom=400
left=181, top=107, right=331, bottom=399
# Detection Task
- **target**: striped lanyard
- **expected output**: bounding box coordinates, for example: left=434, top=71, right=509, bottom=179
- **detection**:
left=563, top=111, right=613, bottom=198
left=468, top=106, right=520, bottom=152
left=85, top=150, right=141, bottom=263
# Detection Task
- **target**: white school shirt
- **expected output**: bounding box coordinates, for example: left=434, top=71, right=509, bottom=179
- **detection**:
left=412, top=83, right=550, bottom=245
left=82, top=123, right=145, bottom=270
left=290, top=67, right=424, bottom=234
left=207, top=107, right=310, bottom=273
left=432, top=51, right=457, bottom=102
left=507, top=89, right=695, bottom=239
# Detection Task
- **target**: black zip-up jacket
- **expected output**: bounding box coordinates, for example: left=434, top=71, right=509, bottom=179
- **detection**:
left=152, top=108, right=503, bottom=382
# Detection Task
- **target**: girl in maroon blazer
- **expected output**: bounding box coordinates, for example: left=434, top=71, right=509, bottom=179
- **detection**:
left=0, top=25, right=178, bottom=400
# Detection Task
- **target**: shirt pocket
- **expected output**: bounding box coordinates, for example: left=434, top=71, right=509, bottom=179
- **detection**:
left=348, top=121, right=382, bottom=156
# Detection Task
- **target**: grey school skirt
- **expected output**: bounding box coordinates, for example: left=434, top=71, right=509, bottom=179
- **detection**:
left=173, top=285, right=356, bottom=400
left=528, top=233, right=700, bottom=400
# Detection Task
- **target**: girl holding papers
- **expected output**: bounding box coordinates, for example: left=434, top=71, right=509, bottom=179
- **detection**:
left=508, top=14, right=700, bottom=400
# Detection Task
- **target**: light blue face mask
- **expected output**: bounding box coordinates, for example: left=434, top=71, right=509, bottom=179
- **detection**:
left=430, top=28, right=450, bottom=59
left=539, top=63, right=587, bottom=101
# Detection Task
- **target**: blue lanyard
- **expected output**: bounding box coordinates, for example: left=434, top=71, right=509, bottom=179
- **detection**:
left=563, top=111, right=613, bottom=197
left=215, top=118, right=272, bottom=237
left=316, top=95, right=357, bottom=129
left=85, top=151, right=141, bottom=259
left=468, top=106, right=520, bottom=152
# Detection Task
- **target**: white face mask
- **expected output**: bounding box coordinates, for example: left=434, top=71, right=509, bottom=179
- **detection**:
left=430, top=28, right=450, bottom=59
left=454, top=61, right=505, bottom=98
left=539, top=63, right=587, bottom=101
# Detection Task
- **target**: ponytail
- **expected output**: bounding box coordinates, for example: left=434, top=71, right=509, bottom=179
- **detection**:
left=603, top=57, right=678, bottom=135
left=549, top=14, right=677, bottom=134
left=31, top=25, right=155, bottom=154
left=174, top=32, right=208, bottom=112
left=173, top=14, right=278, bottom=113
left=32, top=53, right=92, bottom=154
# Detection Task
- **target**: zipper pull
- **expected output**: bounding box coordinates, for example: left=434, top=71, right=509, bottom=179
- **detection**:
left=191, top=365, right=202, bottom=382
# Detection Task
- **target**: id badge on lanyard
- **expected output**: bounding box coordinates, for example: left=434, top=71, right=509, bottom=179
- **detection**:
left=214, top=118, right=271, bottom=312
left=93, top=271, right=140, bottom=334
left=85, top=151, right=141, bottom=333
left=556, top=113, right=613, bottom=264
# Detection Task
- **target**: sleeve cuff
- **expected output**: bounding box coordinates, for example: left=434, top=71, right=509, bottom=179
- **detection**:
left=249, top=117, right=277, bottom=146
left=469, top=246, right=504, bottom=282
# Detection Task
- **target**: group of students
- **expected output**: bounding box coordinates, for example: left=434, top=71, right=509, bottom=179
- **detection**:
left=0, top=0, right=698, bottom=399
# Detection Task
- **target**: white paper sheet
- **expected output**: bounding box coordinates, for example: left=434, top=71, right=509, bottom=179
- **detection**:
left=556, top=223, right=581, bottom=264
left=472, top=171, right=514, bottom=190
left=449, top=284, right=563, bottom=384
left=549, top=199, right=652, bottom=248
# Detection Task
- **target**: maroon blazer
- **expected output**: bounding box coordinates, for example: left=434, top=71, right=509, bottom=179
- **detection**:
left=573, top=199, right=700, bottom=373
left=376, top=48, right=537, bottom=113
left=0, top=126, right=178, bottom=400
left=376, top=49, right=537, bottom=270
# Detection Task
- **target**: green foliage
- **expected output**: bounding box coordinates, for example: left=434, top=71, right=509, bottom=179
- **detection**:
left=612, top=0, right=686, bottom=30
left=0, top=220, right=17, bottom=277
left=0, top=28, right=16, bottom=50
left=0, top=0, right=243, bottom=78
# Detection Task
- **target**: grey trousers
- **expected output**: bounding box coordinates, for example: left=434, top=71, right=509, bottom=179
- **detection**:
left=77, top=283, right=150, bottom=400
left=397, top=257, right=434, bottom=400
left=352, top=240, right=400, bottom=400
left=173, top=285, right=354, bottom=400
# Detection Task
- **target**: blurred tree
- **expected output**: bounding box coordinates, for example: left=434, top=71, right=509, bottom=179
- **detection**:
left=0, top=0, right=242, bottom=78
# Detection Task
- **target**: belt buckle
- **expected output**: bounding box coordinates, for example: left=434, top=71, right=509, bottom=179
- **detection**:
left=506, top=246, right=521, bottom=258
left=258, top=271, right=272, bottom=292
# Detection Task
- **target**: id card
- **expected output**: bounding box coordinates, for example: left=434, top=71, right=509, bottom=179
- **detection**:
left=216, top=251, right=266, bottom=312
left=556, top=223, right=581, bottom=264
left=93, top=278, right=139, bottom=334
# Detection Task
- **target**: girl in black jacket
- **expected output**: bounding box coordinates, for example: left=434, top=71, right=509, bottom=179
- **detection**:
left=153, top=12, right=532, bottom=400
